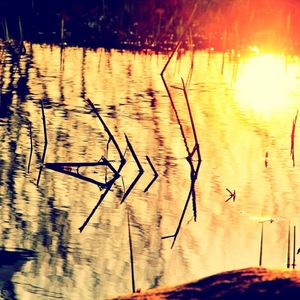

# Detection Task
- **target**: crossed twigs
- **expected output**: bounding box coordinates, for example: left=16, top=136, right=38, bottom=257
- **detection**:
left=32, top=98, right=158, bottom=232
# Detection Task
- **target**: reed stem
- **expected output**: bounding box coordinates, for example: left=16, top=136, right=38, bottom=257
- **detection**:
left=127, top=210, right=135, bottom=293
left=259, top=222, right=264, bottom=267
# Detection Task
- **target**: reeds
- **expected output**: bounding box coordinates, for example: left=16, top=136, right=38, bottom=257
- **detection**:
left=287, top=223, right=291, bottom=268
left=259, top=222, right=264, bottom=267
left=293, top=225, right=296, bottom=269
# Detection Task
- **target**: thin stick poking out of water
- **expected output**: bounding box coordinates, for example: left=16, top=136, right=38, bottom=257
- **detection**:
left=127, top=210, right=135, bottom=293
left=293, top=225, right=296, bottom=269
left=259, top=222, right=264, bottom=267
left=287, top=223, right=291, bottom=268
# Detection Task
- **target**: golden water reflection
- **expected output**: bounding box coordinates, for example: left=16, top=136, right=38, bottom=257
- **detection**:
left=235, top=54, right=300, bottom=114
left=1, top=44, right=300, bottom=299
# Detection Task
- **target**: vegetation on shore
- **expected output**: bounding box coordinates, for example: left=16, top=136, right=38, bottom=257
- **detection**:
left=1, top=0, right=300, bottom=51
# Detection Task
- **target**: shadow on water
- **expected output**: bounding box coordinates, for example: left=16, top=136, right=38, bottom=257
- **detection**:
left=0, top=41, right=75, bottom=298
left=0, top=249, right=35, bottom=300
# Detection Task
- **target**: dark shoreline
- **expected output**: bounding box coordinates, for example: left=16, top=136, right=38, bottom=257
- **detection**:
left=112, top=267, right=300, bottom=299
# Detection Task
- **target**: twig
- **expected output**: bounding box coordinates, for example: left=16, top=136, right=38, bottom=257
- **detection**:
left=36, top=100, right=48, bottom=186
left=45, top=157, right=119, bottom=189
left=293, top=225, right=296, bottom=269
left=181, top=78, right=202, bottom=220
left=162, top=185, right=194, bottom=249
left=181, top=78, right=201, bottom=161
left=127, top=210, right=135, bottom=293
left=160, top=4, right=198, bottom=76
left=78, top=99, right=127, bottom=232
left=85, top=98, right=126, bottom=173
left=78, top=158, right=120, bottom=233
left=105, top=137, right=111, bottom=182
left=78, top=179, right=116, bottom=233
left=287, top=223, right=291, bottom=268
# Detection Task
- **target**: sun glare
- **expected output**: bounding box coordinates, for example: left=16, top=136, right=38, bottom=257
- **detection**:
left=234, top=54, right=296, bottom=114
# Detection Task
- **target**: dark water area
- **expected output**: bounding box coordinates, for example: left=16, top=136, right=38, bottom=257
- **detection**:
left=1, top=42, right=300, bottom=299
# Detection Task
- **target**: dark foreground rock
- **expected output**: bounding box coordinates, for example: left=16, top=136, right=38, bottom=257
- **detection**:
left=112, top=267, right=300, bottom=299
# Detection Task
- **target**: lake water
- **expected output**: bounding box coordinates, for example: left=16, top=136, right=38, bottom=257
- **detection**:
left=1, top=43, right=300, bottom=299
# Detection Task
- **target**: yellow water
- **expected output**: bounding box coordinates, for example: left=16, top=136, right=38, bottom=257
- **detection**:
left=1, top=44, right=300, bottom=299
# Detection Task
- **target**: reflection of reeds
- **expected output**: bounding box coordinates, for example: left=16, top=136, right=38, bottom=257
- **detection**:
left=27, top=122, right=33, bottom=173
left=144, top=156, right=158, bottom=192
left=182, top=78, right=201, bottom=221
left=36, top=100, right=48, bottom=186
left=18, top=17, right=23, bottom=42
left=291, top=110, right=298, bottom=167
left=121, top=134, right=144, bottom=204
left=60, top=16, right=65, bottom=47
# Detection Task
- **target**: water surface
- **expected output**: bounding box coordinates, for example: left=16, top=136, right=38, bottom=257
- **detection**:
left=1, top=44, right=300, bottom=299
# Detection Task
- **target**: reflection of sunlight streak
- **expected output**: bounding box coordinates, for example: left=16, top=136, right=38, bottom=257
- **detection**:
left=234, top=54, right=297, bottom=114
left=238, top=211, right=286, bottom=223
left=248, top=215, right=285, bottom=223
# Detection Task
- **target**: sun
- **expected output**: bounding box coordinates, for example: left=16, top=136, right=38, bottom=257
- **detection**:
left=234, top=53, right=296, bottom=114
